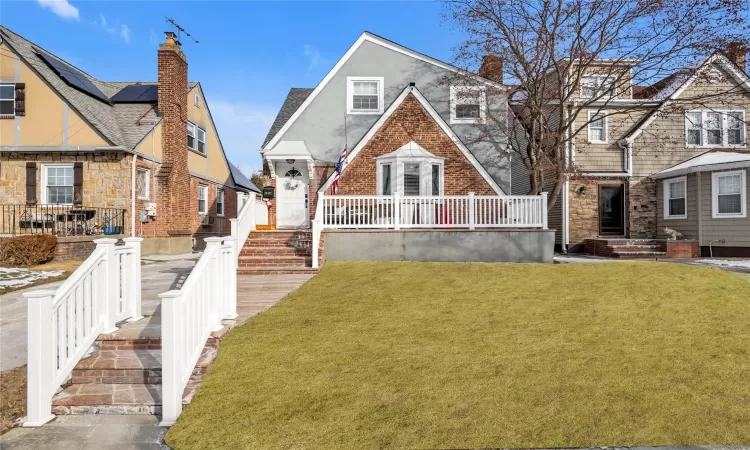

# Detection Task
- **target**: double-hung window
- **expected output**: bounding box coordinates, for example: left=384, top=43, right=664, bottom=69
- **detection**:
left=43, top=165, right=74, bottom=205
left=663, top=177, right=687, bottom=220
left=0, top=84, right=14, bottom=117
left=380, top=163, right=392, bottom=195
left=188, top=122, right=207, bottom=154
left=588, top=111, right=607, bottom=143
left=216, top=189, right=225, bottom=217
left=450, top=86, right=486, bottom=124
left=685, top=110, right=746, bottom=147
left=580, top=76, right=615, bottom=99
left=712, top=170, right=746, bottom=218
left=136, top=168, right=150, bottom=200
left=346, top=77, right=384, bottom=114
left=198, top=184, right=208, bottom=215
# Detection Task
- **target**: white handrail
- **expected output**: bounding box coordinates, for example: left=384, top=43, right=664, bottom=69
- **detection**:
left=24, top=237, right=142, bottom=427
left=159, top=236, right=236, bottom=426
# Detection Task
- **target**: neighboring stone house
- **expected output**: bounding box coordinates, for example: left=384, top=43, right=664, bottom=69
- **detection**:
left=0, top=26, right=259, bottom=256
left=511, top=47, right=750, bottom=256
left=259, top=31, right=511, bottom=229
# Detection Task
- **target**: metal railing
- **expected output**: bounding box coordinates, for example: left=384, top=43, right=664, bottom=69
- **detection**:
left=0, top=204, right=126, bottom=237
left=24, top=237, right=142, bottom=427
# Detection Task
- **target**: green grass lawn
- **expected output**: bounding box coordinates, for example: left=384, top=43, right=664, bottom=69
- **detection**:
left=166, top=262, right=750, bottom=449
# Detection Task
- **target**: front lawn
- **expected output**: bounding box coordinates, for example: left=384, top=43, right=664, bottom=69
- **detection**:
left=166, top=262, right=750, bottom=449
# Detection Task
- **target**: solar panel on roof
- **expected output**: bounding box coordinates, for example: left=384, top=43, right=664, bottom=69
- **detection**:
left=111, top=84, right=158, bottom=103
left=36, top=50, right=110, bottom=103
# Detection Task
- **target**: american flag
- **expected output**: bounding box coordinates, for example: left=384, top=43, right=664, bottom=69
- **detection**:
left=331, top=145, right=347, bottom=194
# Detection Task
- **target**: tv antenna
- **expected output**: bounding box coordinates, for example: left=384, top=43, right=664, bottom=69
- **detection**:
left=165, top=17, right=199, bottom=44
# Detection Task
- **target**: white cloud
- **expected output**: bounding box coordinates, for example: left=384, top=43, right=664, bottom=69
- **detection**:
left=37, top=0, right=79, bottom=20
left=208, top=99, right=276, bottom=169
left=120, top=25, right=131, bottom=43
left=303, top=44, right=323, bottom=73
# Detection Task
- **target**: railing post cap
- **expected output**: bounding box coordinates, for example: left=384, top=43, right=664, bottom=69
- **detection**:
left=204, top=237, right=223, bottom=243
left=158, top=290, right=182, bottom=299
left=122, top=237, right=143, bottom=242
left=93, top=238, right=118, bottom=246
left=22, top=289, right=56, bottom=299
left=221, top=236, right=237, bottom=242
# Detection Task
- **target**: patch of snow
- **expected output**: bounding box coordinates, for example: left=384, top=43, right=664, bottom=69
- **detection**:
left=0, top=267, right=64, bottom=290
left=695, top=259, right=750, bottom=269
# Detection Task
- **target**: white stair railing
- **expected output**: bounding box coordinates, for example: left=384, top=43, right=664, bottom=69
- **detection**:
left=24, top=237, right=142, bottom=427
left=159, top=236, right=236, bottom=426
left=230, top=192, right=268, bottom=267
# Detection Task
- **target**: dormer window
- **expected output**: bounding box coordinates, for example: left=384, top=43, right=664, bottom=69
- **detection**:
left=376, top=141, right=444, bottom=196
left=450, top=86, right=486, bottom=124
left=580, top=76, right=615, bottom=99
left=347, top=76, right=384, bottom=115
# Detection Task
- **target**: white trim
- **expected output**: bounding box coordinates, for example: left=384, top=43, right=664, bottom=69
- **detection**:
left=346, top=76, right=384, bottom=115
left=262, top=32, right=505, bottom=151
left=41, top=164, right=74, bottom=205
left=216, top=188, right=225, bottom=217
left=317, top=85, right=506, bottom=195
left=450, top=86, right=486, bottom=124
left=136, top=168, right=150, bottom=200
left=198, top=184, right=208, bottom=215
left=663, top=176, right=687, bottom=220
left=587, top=110, right=608, bottom=144
left=711, top=170, right=747, bottom=219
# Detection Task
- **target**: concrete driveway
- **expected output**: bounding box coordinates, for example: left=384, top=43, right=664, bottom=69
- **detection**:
left=0, top=254, right=199, bottom=372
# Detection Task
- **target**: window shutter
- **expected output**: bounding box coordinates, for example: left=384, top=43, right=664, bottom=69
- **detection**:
left=14, top=83, right=25, bottom=116
left=25, top=162, right=37, bottom=205
left=73, top=162, right=83, bottom=205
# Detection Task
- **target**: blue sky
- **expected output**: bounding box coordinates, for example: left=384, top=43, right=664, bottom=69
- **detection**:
left=2, top=0, right=464, bottom=177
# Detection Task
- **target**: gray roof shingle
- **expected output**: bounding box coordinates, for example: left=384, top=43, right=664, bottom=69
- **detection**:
left=262, top=88, right=314, bottom=148
left=229, top=163, right=261, bottom=193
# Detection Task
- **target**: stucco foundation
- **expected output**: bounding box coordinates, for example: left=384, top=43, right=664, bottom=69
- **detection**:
left=324, top=229, right=555, bottom=263
left=141, top=236, right=193, bottom=256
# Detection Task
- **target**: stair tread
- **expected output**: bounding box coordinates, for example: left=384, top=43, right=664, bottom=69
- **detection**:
left=75, top=349, right=161, bottom=370
left=53, top=383, right=162, bottom=406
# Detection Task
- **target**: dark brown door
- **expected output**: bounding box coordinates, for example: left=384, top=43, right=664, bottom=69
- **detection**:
left=599, top=185, right=624, bottom=235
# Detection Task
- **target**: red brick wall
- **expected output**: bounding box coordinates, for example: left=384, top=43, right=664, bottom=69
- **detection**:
left=156, top=40, right=191, bottom=237
left=53, top=240, right=96, bottom=262
left=666, top=240, right=699, bottom=258
left=190, top=176, right=239, bottom=237
left=262, top=161, right=277, bottom=227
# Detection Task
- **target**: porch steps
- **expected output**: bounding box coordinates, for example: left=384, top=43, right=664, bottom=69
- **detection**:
left=238, top=230, right=321, bottom=275
left=585, top=239, right=667, bottom=259
left=51, top=325, right=225, bottom=416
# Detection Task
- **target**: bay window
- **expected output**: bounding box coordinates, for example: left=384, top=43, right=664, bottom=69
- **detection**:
left=376, top=141, right=444, bottom=197
left=685, top=110, right=746, bottom=147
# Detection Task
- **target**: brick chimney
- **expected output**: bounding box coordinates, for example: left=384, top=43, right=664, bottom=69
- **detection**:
left=156, top=31, right=191, bottom=237
left=726, top=42, right=748, bottom=73
left=479, top=53, right=503, bottom=84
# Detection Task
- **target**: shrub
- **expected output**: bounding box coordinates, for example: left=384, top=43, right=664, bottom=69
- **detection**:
left=0, top=235, right=57, bottom=266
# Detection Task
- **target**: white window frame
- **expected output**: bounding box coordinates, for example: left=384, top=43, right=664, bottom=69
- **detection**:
left=346, top=76, right=384, bottom=115
left=712, top=170, right=747, bottom=219
left=0, top=83, right=15, bottom=117
left=450, top=86, right=486, bottom=125
left=136, top=168, right=150, bottom=200
left=41, top=164, right=74, bottom=205
left=188, top=121, right=207, bottom=155
left=216, top=188, right=225, bottom=217
left=685, top=110, right=746, bottom=149
left=580, top=76, right=615, bottom=99
left=377, top=162, right=393, bottom=196
left=663, top=176, right=687, bottom=220
left=198, top=184, right=208, bottom=215
left=587, top=110, right=608, bottom=144
left=194, top=93, right=200, bottom=107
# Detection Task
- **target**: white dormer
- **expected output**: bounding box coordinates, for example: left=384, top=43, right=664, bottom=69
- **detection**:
left=376, top=141, right=444, bottom=196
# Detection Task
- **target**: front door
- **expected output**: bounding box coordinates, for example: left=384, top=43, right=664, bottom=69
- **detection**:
left=276, top=162, right=309, bottom=229
left=599, top=185, right=625, bottom=235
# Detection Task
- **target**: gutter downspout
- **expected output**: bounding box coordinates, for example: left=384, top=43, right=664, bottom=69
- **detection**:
left=131, top=154, right=138, bottom=237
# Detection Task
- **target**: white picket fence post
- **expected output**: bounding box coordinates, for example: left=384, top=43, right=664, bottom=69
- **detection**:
left=122, top=237, right=143, bottom=321
left=222, top=236, right=238, bottom=320
left=158, top=288, right=182, bottom=426
left=95, top=238, right=119, bottom=333
left=23, top=289, right=56, bottom=427
left=541, top=192, right=549, bottom=229
left=468, top=192, right=476, bottom=230
left=393, top=192, right=401, bottom=230
left=204, top=237, right=225, bottom=333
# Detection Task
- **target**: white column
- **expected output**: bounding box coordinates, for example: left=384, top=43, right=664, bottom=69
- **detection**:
left=230, top=218, right=239, bottom=269
left=122, top=237, right=143, bottom=322
left=393, top=192, right=401, bottom=230
left=158, top=289, right=182, bottom=426
left=541, top=192, right=549, bottom=229
left=94, top=238, right=119, bottom=333
left=468, top=192, right=476, bottom=230
left=249, top=192, right=257, bottom=231
left=222, top=236, right=239, bottom=320
left=204, top=237, right=224, bottom=332
left=23, top=289, right=56, bottom=427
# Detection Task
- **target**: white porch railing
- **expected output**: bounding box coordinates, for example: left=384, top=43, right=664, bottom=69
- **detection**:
left=230, top=193, right=268, bottom=267
left=311, top=192, right=548, bottom=268
left=159, top=236, right=237, bottom=426
left=24, top=237, right=142, bottom=427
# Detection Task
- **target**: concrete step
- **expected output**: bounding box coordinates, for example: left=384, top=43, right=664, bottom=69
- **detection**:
left=612, top=251, right=667, bottom=259
left=608, top=245, right=665, bottom=252
left=237, top=266, right=320, bottom=275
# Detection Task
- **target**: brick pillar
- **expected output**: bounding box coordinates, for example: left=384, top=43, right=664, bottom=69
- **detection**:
left=156, top=32, right=191, bottom=237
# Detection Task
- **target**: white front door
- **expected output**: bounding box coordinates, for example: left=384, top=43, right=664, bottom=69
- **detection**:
left=276, top=162, right=309, bottom=228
